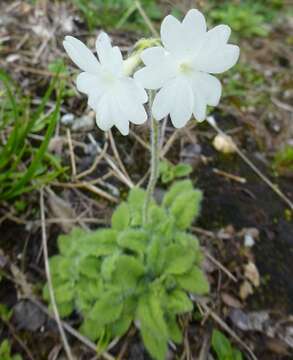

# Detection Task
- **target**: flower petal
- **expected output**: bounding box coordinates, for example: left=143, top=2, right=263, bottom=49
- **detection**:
left=169, top=78, right=194, bottom=128
left=95, top=94, right=114, bottom=131
left=192, top=88, right=207, bottom=122
left=152, top=81, right=175, bottom=120
left=63, top=36, right=100, bottom=74
left=152, top=77, right=194, bottom=128
left=182, top=9, right=206, bottom=46
left=134, top=59, right=176, bottom=90
left=161, top=15, right=187, bottom=55
left=196, top=44, right=240, bottom=74
left=194, top=25, right=239, bottom=74
left=192, top=73, right=222, bottom=106
left=76, top=72, right=104, bottom=95
left=140, top=46, right=167, bottom=66
left=115, top=81, right=147, bottom=125
left=96, top=32, right=123, bottom=75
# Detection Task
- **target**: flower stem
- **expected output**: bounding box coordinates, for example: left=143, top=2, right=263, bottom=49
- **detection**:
left=143, top=92, right=160, bottom=224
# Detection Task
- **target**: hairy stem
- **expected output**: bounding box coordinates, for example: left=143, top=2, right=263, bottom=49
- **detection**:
left=143, top=93, right=160, bottom=224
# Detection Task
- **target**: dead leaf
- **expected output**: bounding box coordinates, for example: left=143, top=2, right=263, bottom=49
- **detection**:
left=47, top=188, right=76, bottom=233
left=244, top=262, right=260, bottom=287
left=239, top=280, right=254, bottom=300
left=221, top=292, right=243, bottom=308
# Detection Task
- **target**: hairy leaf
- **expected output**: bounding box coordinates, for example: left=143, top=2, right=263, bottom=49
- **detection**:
left=111, top=202, right=130, bottom=230
left=176, top=267, right=210, bottom=294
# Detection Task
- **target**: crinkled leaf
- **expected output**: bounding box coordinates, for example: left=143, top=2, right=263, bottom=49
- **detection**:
left=117, top=229, right=147, bottom=256
left=164, top=244, right=195, bottom=275
left=166, top=316, right=183, bottom=344
left=166, top=289, right=193, bottom=314
left=111, top=202, right=130, bottom=231
left=55, top=302, right=74, bottom=317
left=170, top=189, right=202, bottom=230
left=78, top=256, right=100, bottom=279
left=163, top=180, right=193, bottom=208
left=80, top=317, right=104, bottom=341
left=110, top=313, right=133, bottom=338
left=127, top=187, right=146, bottom=226
left=112, top=255, right=145, bottom=291
left=146, top=236, right=166, bottom=276
left=136, top=292, right=168, bottom=360
left=58, top=227, right=86, bottom=256
left=101, top=253, right=120, bottom=281
left=174, top=163, right=192, bottom=178
left=176, top=267, right=210, bottom=295
left=91, top=291, right=123, bottom=326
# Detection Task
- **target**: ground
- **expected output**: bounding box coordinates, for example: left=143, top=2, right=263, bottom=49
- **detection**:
left=0, top=0, right=292, bottom=359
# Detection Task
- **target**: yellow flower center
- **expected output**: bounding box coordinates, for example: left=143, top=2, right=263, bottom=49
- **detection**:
left=178, top=61, right=193, bottom=75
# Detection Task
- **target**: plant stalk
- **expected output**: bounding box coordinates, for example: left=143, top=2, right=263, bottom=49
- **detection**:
left=143, top=92, right=160, bottom=224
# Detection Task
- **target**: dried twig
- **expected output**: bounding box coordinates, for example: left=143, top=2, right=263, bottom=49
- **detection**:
left=40, top=188, right=74, bottom=360
left=66, top=128, right=76, bottom=178
left=108, top=130, right=132, bottom=183
left=197, top=299, right=258, bottom=360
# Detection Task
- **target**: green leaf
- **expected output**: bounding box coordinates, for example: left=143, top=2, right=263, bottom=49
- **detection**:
left=127, top=187, right=147, bottom=226
left=91, top=291, right=124, bottom=326
left=212, top=329, right=234, bottom=360
left=49, top=256, right=72, bottom=279
left=80, top=317, right=104, bottom=341
left=170, top=189, right=202, bottom=230
left=101, top=253, right=120, bottom=281
left=111, top=202, right=130, bottom=230
left=112, top=255, right=145, bottom=291
left=176, top=267, right=210, bottom=295
left=166, top=289, right=193, bottom=314
left=137, top=292, right=168, bottom=360
left=163, top=180, right=193, bottom=208
left=164, top=244, right=195, bottom=275
left=78, top=256, right=100, bottom=279
left=54, top=283, right=75, bottom=303
left=55, top=302, right=74, bottom=317
left=146, top=236, right=166, bottom=276
left=117, top=229, right=147, bottom=256
left=174, top=163, right=192, bottom=178
left=111, top=314, right=133, bottom=337
left=166, top=316, right=183, bottom=344
left=58, top=228, right=86, bottom=256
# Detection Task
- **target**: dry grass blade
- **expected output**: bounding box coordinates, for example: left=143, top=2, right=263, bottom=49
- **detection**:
left=40, top=188, right=74, bottom=360
left=197, top=299, right=258, bottom=360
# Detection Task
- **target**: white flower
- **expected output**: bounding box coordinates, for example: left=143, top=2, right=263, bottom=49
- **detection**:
left=134, top=9, right=240, bottom=128
left=63, top=33, right=148, bottom=135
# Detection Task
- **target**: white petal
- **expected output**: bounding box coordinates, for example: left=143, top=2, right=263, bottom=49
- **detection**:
left=96, top=93, right=130, bottom=135
left=115, top=118, right=129, bottom=136
left=169, top=78, right=194, bottom=128
left=134, top=60, right=176, bottom=90
left=161, top=15, right=186, bottom=55
left=88, top=93, right=101, bottom=110
left=192, top=73, right=222, bottom=106
left=63, top=36, right=100, bottom=74
left=196, top=44, right=240, bottom=74
left=193, top=88, right=207, bottom=122
left=122, top=78, right=148, bottom=104
left=152, top=77, right=194, bottom=128
left=115, top=81, right=147, bottom=125
left=182, top=9, right=206, bottom=45
left=140, top=46, right=166, bottom=66
left=76, top=72, right=104, bottom=95
left=152, top=81, right=175, bottom=120
left=96, top=32, right=123, bottom=75
left=95, top=94, right=114, bottom=131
